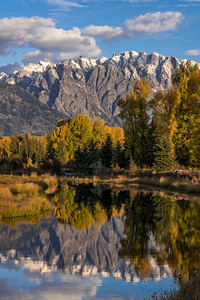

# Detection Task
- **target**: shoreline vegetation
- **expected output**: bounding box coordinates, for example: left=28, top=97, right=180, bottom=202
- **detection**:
left=0, top=170, right=199, bottom=221
left=0, top=173, right=57, bottom=221
left=64, top=169, right=200, bottom=195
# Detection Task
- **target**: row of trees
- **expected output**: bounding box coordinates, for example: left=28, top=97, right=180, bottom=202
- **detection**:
left=0, top=115, right=125, bottom=173
left=0, top=60, right=199, bottom=173
left=118, top=61, right=200, bottom=170
left=0, top=133, right=50, bottom=171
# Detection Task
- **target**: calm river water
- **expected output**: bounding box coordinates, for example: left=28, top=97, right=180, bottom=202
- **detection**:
left=0, top=183, right=200, bottom=300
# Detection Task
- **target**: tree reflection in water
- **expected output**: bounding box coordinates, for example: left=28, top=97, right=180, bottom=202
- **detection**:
left=52, top=183, right=127, bottom=230
left=52, top=183, right=200, bottom=284
left=119, top=191, right=200, bottom=285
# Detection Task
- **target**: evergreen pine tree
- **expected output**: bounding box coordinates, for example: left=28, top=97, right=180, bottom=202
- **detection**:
left=101, top=135, right=113, bottom=168
left=148, top=113, right=163, bottom=167
left=54, top=139, right=67, bottom=165
left=86, top=139, right=100, bottom=173
left=10, top=134, right=20, bottom=155
left=112, top=141, right=125, bottom=169
left=153, top=136, right=175, bottom=172
left=45, top=133, right=54, bottom=160
left=73, top=146, right=88, bottom=173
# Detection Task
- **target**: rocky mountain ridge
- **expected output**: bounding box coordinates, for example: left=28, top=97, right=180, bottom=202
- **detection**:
left=2, top=51, right=199, bottom=127
left=0, top=216, right=172, bottom=282
left=0, top=83, right=67, bottom=136
left=0, top=72, right=7, bottom=81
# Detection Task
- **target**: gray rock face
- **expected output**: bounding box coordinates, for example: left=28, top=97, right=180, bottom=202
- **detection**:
left=0, top=216, right=125, bottom=275
left=0, top=215, right=172, bottom=282
left=6, top=51, right=198, bottom=126
left=0, top=72, right=7, bottom=82
left=0, top=83, right=67, bottom=136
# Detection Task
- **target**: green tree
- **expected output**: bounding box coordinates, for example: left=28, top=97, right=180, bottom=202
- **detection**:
left=117, top=77, right=151, bottom=166
left=101, top=134, right=113, bottom=168
left=112, top=141, right=126, bottom=169
left=153, top=135, right=175, bottom=172
left=147, top=112, right=163, bottom=167
left=54, top=139, right=68, bottom=165
left=172, top=62, right=200, bottom=166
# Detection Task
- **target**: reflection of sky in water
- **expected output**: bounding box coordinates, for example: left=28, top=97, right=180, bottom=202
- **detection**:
left=1, top=187, right=197, bottom=299
left=0, top=258, right=176, bottom=300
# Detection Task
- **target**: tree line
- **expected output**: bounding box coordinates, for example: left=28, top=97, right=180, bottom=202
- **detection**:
left=118, top=61, right=200, bottom=171
left=0, top=115, right=125, bottom=174
left=0, top=61, right=199, bottom=174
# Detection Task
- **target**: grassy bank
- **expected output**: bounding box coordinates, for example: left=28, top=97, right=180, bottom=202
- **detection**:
left=134, top=171, right=200, bottom=194
left=0, top=170, right=199, bottom=220
left=64, top=170, right=200, bottom=195
left=0, top=173, right=58, bottom=220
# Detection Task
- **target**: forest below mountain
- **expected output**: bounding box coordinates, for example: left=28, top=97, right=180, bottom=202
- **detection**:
left=0, top=60, right=200, bottom=174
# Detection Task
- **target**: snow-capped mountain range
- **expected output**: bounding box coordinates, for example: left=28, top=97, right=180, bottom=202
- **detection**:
left=1, top=51, right=199, bottom=127
left=0, top=215, right=173, bottom=283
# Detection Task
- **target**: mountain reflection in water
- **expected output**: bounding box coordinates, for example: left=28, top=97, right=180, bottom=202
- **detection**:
left=0, top=183, right=200, bottom=299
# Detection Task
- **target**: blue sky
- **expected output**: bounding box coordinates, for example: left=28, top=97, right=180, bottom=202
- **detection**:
left=0, top=0, right=200, bottom=73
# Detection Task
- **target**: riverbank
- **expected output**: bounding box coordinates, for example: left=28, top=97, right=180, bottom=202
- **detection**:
left=0, top=173, right=58, bottom=220
left=64, top=169, right=200, bottom=195
left=0, top=170, right=199, bottom=221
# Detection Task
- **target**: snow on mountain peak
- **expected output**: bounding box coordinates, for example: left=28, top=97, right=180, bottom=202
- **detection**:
left=0, top=72, right=8, bottom=82
left=76, top=56, right=99, bottom=70
left=39, top=59, right=52, bottom=69
left=12, top=60, right=55, bottom=79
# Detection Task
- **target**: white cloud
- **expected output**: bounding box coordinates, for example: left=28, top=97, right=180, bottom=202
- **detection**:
left=124, top=11, right=184, bottom=37
left=31, top=27, right=100, bottom=55
left=0, top=17, right=54, bottom=55
left=21, top=50, right=53, bottom=65
left=82, top=25, right=124, bottom=39
left=43, top=0, right=84, bottom=11
left=0, top=12, right=184, bottom=66
left=0, top=17, right=101, bottom=64
left=82, top=11, right=184, bottom=39
left=185, top=49, right=200, bottom=56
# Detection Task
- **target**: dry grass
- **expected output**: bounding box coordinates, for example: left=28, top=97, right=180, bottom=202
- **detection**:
left=43, top=175, right=58, bottom=189
left=30, top=172, right=38, bottom=178
left=0, top=195, right=50, bottom=219
left=0, top=187, right=13, bottom=200
left=0, top=173, right=58, bottom=191
left=10, top=182, right=39, bottom=196
left=0, top=174, right=53, bottom=220
left=134, top=173, right=200, bottom=194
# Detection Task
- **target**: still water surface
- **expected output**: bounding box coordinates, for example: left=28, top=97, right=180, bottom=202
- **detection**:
left=0, top=184, right=200, bottom=299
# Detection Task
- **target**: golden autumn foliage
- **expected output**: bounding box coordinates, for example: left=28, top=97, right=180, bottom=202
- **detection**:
left=0, top=137, right=12, bottom=158
left=52, top=114, right=124, bottom=165
left=117, top=77, right=151, bottom=165
left=52, top=182, right=126, bottom=230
